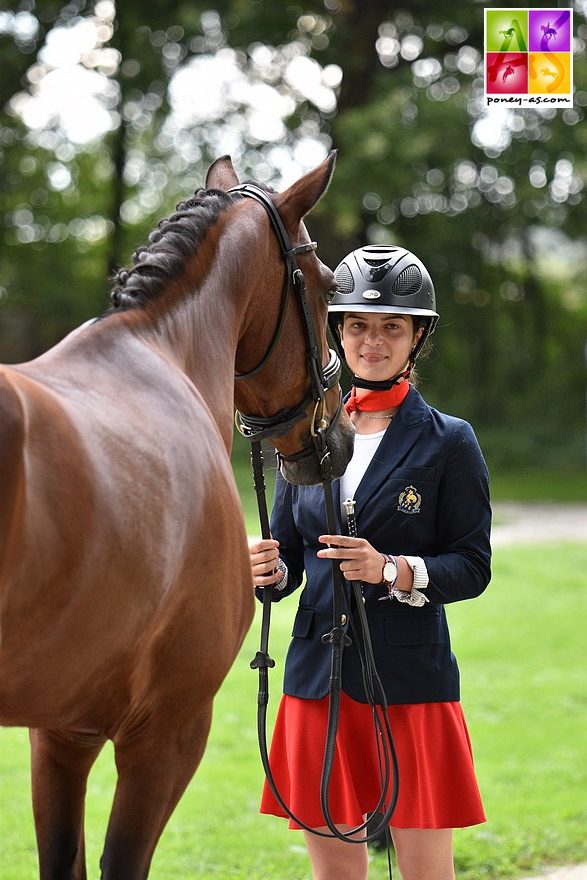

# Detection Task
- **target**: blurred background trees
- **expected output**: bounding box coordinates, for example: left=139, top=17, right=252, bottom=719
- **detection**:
left=1, top=0, right=586, bottom=471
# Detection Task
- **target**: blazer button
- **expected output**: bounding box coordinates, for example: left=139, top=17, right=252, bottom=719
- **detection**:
left=341, top=614, right=347, bottom=625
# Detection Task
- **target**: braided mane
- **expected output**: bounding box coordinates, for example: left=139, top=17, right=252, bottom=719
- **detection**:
left=110, top=188, right=233, bottom=310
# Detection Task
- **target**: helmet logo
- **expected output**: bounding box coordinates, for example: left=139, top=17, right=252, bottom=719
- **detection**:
left=362, top=289, right=381, bottom=300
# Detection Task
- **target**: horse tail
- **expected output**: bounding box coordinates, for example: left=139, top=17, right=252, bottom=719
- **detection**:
left=0, top=369, right=25, bottom=581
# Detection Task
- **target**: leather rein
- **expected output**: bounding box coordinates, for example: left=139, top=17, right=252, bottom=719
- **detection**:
left=230, top=182, right=399, bottom=843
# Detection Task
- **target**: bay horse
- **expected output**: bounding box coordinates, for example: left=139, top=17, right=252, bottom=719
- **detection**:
left=0, top=152, right=354, bottom=880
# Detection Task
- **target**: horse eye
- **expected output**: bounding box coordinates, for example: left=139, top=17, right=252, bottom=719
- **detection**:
left=324, top=287, right=337, bottom=304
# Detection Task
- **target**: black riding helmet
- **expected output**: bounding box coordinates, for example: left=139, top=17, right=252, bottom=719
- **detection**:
left=328, top=245, right=439, bottom=388
left=329, top=245, right=438, bottom=357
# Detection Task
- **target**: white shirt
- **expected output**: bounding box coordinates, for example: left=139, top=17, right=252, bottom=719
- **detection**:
left=339, top=426, right=430, bottom=607
left=339, top=428, right=386, bottom=511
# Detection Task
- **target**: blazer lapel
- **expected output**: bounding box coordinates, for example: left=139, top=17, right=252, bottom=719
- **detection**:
left=352, top=387, right=430, bottom=520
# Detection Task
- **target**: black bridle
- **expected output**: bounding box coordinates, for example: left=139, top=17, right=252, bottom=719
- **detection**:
left=230, top=182, right=398, bottom=848
left=231, top=182, right=343, bottom=471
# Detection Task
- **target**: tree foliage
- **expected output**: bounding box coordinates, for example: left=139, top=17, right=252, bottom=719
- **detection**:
left=1, top=0, right=586, bottom=467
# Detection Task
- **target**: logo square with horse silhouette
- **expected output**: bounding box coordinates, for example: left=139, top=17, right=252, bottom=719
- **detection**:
left=484, top=8, right=573, bottom=108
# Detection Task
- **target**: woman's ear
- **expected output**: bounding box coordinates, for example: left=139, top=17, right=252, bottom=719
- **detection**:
left=410, top=327, right=425, bottom=354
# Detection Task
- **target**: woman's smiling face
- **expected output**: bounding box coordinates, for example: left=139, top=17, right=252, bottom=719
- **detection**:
left=339, top=312, right=424, bottom=382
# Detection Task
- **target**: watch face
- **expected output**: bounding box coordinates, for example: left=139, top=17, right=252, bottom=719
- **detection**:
left=383, top=560, right=396, bottom=583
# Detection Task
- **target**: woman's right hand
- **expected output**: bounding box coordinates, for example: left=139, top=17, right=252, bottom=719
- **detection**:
left=248, top=538, right=283, bottom=587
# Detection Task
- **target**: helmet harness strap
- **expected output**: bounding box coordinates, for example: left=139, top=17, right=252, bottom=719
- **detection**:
left=351, top=362, right=413, bottom=392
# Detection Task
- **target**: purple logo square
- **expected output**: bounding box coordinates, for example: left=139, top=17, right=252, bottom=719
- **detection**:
left=528, top=9, right=572, bottom=52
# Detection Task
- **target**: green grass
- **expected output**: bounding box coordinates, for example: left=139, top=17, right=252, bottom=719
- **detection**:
left=446, top=543, right=587, bottom=879
left=488, top=470, right=587, bottom=504
left=1, top=543, right=586, bottom=879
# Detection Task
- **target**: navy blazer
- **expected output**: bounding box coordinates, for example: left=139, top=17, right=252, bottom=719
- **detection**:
left=265, top=386, right=492, bottom=705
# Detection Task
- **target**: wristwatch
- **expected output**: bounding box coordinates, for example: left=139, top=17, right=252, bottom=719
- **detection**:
left=381, top=553, right=398, bottom=587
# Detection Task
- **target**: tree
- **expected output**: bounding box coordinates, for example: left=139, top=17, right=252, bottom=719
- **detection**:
left=1, top=0, right=585, bottom=466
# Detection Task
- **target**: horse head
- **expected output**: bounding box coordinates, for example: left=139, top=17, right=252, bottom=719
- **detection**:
left=206, top=154, right=354, bottom=486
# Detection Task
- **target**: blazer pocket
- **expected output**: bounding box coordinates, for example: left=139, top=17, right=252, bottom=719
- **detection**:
left=292, top=606, right=314, bottom=638
left=384, top=612, right=442, bottom=646
left=390, top=466, right=437, bottom=484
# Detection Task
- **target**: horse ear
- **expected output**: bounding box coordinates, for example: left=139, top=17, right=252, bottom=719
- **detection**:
left=205, top=155, right=240, bottom=190
left=274, top=150, right=337, bottom=229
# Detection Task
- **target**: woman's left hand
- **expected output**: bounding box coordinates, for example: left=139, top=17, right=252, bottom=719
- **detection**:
left=317, top=534, right=385, bottom=584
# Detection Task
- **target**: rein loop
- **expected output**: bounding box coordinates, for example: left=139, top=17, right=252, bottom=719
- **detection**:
left=231, top=181, right=398, bottom=844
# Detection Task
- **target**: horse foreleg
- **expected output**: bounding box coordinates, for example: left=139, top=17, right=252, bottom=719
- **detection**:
left=30, top=728, right=105, bottom=880
left=99, top=700, right=213, bottom=880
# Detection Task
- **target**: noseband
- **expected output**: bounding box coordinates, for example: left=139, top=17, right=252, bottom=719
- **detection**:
left=230, top=182, right=342, bottom=476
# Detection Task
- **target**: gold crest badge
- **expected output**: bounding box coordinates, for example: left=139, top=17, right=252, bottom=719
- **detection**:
left=397, top=485, right=422, bottom=514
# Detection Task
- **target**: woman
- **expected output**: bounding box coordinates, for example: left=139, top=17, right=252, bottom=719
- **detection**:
left=249, top=245, right=491, bottom=880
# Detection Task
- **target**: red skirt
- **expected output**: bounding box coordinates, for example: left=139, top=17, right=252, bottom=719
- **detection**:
left=260, top=692, right=486, bottom=830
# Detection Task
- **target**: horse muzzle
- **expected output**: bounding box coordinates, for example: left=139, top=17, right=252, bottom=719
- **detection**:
left=276, top=407, right=355, bottom=486
left=235, top=349, right=354, bottom=486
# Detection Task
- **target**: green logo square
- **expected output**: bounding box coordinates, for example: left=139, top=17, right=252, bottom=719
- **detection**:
left=485, top=9, right=529, bottom=52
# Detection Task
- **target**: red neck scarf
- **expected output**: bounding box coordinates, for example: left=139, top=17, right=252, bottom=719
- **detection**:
left=344, top=381, right=410, bottom=415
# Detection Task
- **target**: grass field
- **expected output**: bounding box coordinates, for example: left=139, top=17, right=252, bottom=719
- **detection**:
left=1, top=541, right=586, bottom=880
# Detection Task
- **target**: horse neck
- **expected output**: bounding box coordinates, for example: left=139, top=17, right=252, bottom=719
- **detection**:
left=136, top=226, right=255, bottom=453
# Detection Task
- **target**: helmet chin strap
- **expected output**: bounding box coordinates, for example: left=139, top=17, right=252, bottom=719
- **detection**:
left=352, top=360, right=414, bottom=391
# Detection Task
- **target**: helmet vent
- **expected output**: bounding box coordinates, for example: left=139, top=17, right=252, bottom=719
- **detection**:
left=363, top=246, right=400, bottom=269
left=392, top=265, right=422, bottom=297
left=364, top=258, right=390, bottom=267
left=334, top=263, right=355, bottom=294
